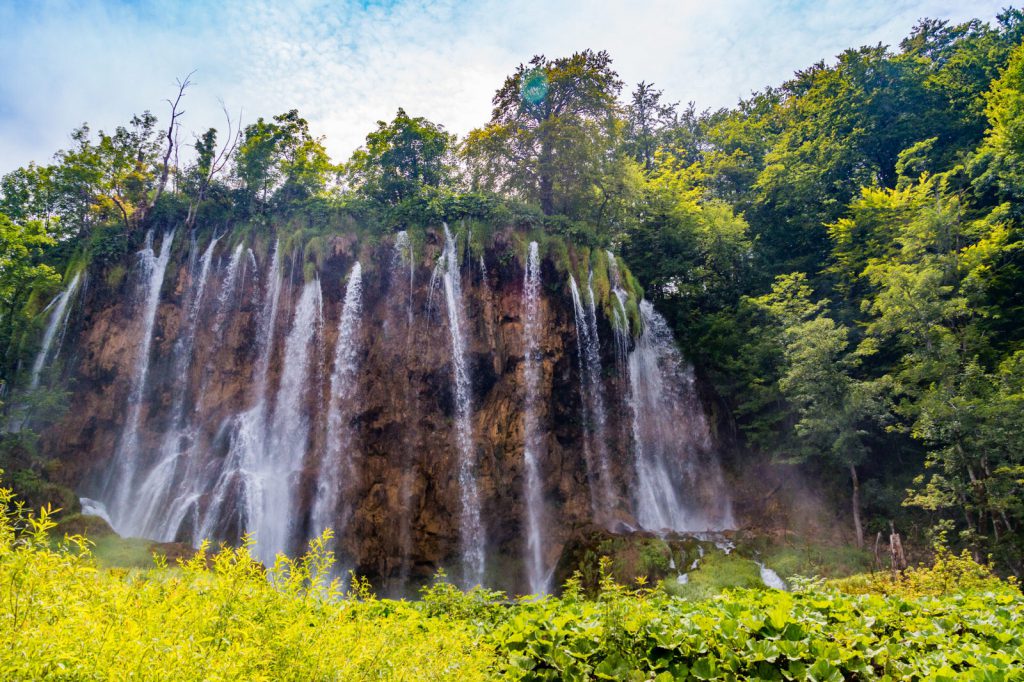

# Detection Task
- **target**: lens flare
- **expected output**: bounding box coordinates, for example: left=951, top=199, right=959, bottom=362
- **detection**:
left=521, top=68, right=548, bottom=105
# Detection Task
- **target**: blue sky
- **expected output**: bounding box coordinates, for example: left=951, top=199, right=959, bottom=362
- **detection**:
left=0, top=0, right=1011, bottom=173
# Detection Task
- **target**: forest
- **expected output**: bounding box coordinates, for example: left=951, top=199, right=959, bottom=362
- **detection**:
left=1, top=7, right=1024, bottom=680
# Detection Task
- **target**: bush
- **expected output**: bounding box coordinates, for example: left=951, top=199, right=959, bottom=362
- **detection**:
left=0, top=475, right=493, bottom=680
left=3, top=478, right=1023, bottom=680
left=830, top=545, right=1019, bottom=598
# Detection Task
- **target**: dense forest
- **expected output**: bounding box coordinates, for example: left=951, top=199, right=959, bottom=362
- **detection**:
left=3, top=8, right=1024, bottom=580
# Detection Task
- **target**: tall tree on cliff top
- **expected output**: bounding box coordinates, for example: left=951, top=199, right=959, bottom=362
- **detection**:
left=345, top=108, right=454, bottom=205
left=624, top=81, right=678, bottom=171
left=235, top=109, right=333, bottom=209
left=463, top=50, right=623, bottom=215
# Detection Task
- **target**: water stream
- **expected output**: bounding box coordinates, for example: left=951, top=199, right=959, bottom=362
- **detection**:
left=310, top=263, right=363, bottom=542
left=104, top=229, right=176, bottom=532
left=435, top=224, right=485, bottom=586
left=521, top=242, right=547, bottom=594
left=30, top=271, right=82, bottom=389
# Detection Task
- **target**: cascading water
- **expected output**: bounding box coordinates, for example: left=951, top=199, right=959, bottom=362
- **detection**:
left=521, top=242, right=548, bottom=594
left=129, top=235, right=219, bottom=540
left=255, top=277, right=323, bottom=559
left=435, top=224, right=485, bottom=586
left=627, top=300, right=733, bottom=532
left=198, top=241, right=282, bottom=556
left=394, top=230, right=414, bottom=329
left=568, top=274, right=614, bottom=519
left=51, top=225, right=741, bottom=595
left=758, top=561, right=787, bottom=590
left=104, top=229, right=175, bottom=533
left=391, top=231, right=417, bottom=587
left=310, top=262, right=363, bottom=541
left=30, top=271, right=82, bottom=390
left=606, top=251, right=631, bottom=372
left=213, top=243, right=245, bottom=337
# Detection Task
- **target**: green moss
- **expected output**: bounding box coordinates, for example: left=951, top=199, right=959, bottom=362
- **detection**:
left=662, top=550, right=764, bottom=600
left=590, top=250, right=612, bottom=312
left=304, top=235, right=330, bottom=268
left=105, top=264, right=127, bottom=289
left=90, top=535, right=160, bottom=568
left=544, top=235, right=571, bottom=277
left=621, top=266, right=644, bottom=306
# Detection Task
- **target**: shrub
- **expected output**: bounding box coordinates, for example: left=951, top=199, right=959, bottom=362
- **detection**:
left=831, top=545, right=1019, bottom=598
left=0, top=474, right=493, bottom=680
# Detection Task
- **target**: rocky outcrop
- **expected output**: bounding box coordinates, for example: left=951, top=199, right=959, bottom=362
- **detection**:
left=40, top=223, right=732, bottom=595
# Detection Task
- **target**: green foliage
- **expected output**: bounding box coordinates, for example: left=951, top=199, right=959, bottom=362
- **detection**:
left=832, top=545, right=1018, bottom=598
left=0, top=212, right=60, bottom=381
left=3, top=481, right=1024, bottom=679
left=0, top=479, right=493, bottom=680
left=464, top=50, right=624, bottom=216
left=346, top=108, right=455, bottom=205
left=490, top=558, right=1024, bottom=680
left=235, top=109, right=334, bottom=209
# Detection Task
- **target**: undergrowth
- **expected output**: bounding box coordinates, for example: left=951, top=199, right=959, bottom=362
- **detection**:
left=3, top=475, right=1023, bottom=680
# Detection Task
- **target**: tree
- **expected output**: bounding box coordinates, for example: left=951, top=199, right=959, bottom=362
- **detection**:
left=463, top=50, right=623, bottom=215
left=182, top=105, right=241, bottom=228
left=345, top=108, right=454, bottom=205
left=623, top=159, right=751, bottom=369
left=0, top=213, right=59, bottom=381
left=94, top=112, right=163, bottom=229
left=0, top=164, right=63, bottom=241
left=623, top=81, right=677, bottom=170
left=235, top=109, right=333, bottom=209
left=753, top=273, right=879, bottom=547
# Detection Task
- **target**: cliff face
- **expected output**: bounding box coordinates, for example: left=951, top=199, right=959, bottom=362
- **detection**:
left=40, top=223, right=732, bottom=594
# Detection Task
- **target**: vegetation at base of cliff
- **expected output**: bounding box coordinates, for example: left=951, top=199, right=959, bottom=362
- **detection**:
left=3, top=483, right=1022, bottom=681
left=4, top=10, right=1024, bottom=571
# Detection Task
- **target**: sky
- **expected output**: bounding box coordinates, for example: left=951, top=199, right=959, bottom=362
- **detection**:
left=0, top=0, right=1012, bottom=173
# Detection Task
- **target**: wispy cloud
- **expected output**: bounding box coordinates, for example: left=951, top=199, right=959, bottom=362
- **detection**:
left=0, top=0, right=1009, bottom=172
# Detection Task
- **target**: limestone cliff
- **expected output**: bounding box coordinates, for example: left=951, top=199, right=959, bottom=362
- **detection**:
left=39, top=223, right=733, bottom=594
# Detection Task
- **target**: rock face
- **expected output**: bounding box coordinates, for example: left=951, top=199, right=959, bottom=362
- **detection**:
left=40, top=224, right=733, bottom=595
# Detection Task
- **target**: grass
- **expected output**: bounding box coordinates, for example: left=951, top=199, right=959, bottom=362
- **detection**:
left=662, top=551, right=764, bottom=600
left=761, top=541, right=872, bottom=580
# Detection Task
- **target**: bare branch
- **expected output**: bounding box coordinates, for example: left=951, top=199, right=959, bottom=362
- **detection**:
left=151, top=70, right=196, bottom=215
left=185, top=101, right=242, bottom=229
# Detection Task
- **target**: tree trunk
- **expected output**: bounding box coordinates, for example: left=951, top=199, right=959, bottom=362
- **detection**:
left=538, top=173, right=554, bottom=215
left=538, top=137, right=554, bottom=215
left=850, top=463, right=864, bottom=548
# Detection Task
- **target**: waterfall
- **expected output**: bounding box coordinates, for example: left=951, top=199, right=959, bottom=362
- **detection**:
left=436, top=224, right=485, bottom=586
left=129, top=236, right=219, bottom=540
left=252, top=277, right=323, bottom=560
left=30, top=271, right=82, bottom=389
left=568, top=274, right=614, bottom=519
left=605, top=251, right=631, bottom=372
left=394, top=230, right=414, bottom=329
left=310, top=263, right=363, bottom=541
left=197, top=241, right=283, bottom=554
left=521, top=242, right=548, bottom=594
left=627, top=300, right=733, bottom=532
left=392, top=231, right=416, bottom=586
left=758, top=561, right=788, bottom=590
left=104, top=229, right=175, bottom=532
left=213, top=243, right=245, bottom=337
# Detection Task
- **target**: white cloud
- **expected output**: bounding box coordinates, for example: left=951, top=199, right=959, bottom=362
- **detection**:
left=0, top=0, right=1010, bottom=173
